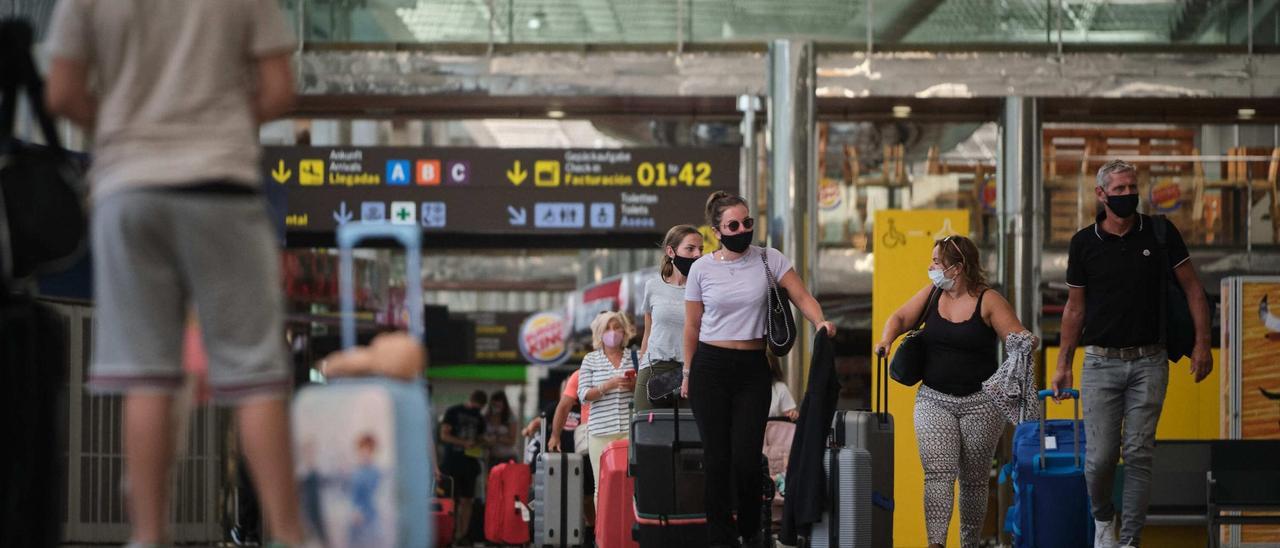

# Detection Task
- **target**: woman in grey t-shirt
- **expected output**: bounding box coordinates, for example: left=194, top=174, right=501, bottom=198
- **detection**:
left=683, top=191, right=836, bottom=547
left=635, top=225, right=703, bottom=411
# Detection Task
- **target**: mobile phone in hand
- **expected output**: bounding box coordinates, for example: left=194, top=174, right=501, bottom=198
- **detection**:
left=624, top=369, right=636, bottom=379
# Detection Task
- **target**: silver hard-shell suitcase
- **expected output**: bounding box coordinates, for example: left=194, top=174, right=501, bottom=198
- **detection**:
left=811, top=447, right=872, bottom=548
left=532, top=447, right=585, bottom=546
left=829, top=352, right=895, bottom=548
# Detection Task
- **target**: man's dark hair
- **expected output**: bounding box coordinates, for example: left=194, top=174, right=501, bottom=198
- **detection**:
left=470, top=389, right=489, bottom=406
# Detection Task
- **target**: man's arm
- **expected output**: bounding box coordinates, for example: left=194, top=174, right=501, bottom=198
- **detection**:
left=547, top=395, right=575, bottom=453
left=252, top=53, right=295, bottom=124
left=438, top=423, right=469, bottom=448
left=44, top=57, right=96, bottom=129
left=1052, top=286, right=1087, bottom=399
left=1174, top=261, right=1213, bottom=382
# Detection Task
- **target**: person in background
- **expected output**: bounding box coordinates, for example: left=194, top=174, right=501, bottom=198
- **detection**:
left=636, top=225, right=703, bottom=411
left=577, top=311, right=643, bottom=499
left=483, top=390, right=519, bottom=468
left=765, top=356, right=799, bottom=421
left=45, top=1, right=301, bottom=545
left=683, top=191, right=836, bottom=548
left=439, top=390, right=487, bottom=545
left=875, top=235, right=1032, bottom=548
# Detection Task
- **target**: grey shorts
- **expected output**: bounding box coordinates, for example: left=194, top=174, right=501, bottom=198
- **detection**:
left=88, top=189, right=290, bottom=403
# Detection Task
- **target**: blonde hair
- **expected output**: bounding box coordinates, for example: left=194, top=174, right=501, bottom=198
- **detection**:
left=590, top=311, right=635, bottom=350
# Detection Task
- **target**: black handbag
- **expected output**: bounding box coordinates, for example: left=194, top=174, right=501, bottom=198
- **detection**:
left=646, top=366, right=683, bottom=403
left=889, top=286, right=941, bottom=386
left=0, top=20, right=87, bottom=285
left=762, top=249, right=796, bottom=356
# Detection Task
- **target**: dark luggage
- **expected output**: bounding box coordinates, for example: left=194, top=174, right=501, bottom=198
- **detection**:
left=0, top=295, right=66, bottom=548
left=827, top=352, right=895, bottom=548
left=629, top=407, right=707, bottom=547
left=1002, top=388, right=1092, bottom=548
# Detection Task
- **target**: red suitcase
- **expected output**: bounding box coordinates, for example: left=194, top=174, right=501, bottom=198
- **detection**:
left=434, top=475, right=455, bottom=547
left=596, top=439, right=638, bottom=548
left=484, top=460, right=532, bottom=545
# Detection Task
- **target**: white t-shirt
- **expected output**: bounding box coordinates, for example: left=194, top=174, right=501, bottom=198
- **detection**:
left=685, top=246, right=794, bottom=342
left=640, top=276, right=686, bottom=365
left=45, top=0, right=296, bottom=201
left=768, top=381, right=798, bottom=418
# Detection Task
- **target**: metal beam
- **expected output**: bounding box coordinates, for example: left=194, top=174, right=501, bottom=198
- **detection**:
left=877, top=0, right=946, bottom=44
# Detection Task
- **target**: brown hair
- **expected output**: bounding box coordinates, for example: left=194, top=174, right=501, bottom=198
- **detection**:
left=659, top=224, right=701, bottom=279
left=704, top=191, right=749, bottom=230
left=934, top=235, right=988, bottom=296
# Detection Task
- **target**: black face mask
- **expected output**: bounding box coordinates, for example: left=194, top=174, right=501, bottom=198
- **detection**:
left=718, top=230, right=754, bottom=253
left=671, top=255, right=697, bottom=277
left=1106, top=193, right=1139, bottom=218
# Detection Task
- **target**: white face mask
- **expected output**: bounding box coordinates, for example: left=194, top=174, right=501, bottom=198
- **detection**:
left=928, top=265, right=957, bottom=291
left=602, top=330, right=623, bottom=348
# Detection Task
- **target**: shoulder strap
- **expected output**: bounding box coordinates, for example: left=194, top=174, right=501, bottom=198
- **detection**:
left=0, top=20, right=61, bottom=148
left=1153, top=214, right=1168, bottom=247
left=913, top=287, right=941, bottom=330
left=631, top=349, right=639, bottom=371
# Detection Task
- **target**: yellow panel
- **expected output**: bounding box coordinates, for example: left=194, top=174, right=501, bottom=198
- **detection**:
left=872, top=210, right=969, bottom=548
left=1042, top=347, right=1220, bottom=439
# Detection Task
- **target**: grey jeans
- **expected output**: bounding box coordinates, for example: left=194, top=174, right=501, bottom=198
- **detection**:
left=1081, top=350, right=1169, bottom=545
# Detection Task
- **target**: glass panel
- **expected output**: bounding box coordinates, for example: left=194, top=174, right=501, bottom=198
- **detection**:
left=1042, top=122, right=1280, bottom=248
left=817, top=121, right=1000, bottom=249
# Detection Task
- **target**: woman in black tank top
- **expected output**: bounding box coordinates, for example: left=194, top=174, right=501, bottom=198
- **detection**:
left=875, top=236, right=1034, bottom=548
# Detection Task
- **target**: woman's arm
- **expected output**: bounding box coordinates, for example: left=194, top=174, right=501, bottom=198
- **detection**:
left=578, top=355, right=616, bottom=403
left=875, top=284, right=934, bottom=356
left=640, top=312, right=654, bottom=357
left=982, top=289, right=1034, bottom=344
left=777, top=270, right=836, bottom=337
left=682, top=300, right=704, bottom=398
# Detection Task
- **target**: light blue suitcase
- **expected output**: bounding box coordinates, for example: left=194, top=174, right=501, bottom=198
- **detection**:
left=292, top=224, right=433, bottom=547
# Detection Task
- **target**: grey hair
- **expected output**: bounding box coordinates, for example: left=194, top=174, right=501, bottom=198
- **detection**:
left=1096, top=159, right=1137, bottom=189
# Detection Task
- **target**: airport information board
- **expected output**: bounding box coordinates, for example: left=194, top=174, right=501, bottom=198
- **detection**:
left=261, top=146, right=738, bottom=240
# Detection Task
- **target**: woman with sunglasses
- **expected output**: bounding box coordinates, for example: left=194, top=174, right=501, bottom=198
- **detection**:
left=683, top=191, right=835, bottom=548
left=874, top=235, right=1032, bottom=548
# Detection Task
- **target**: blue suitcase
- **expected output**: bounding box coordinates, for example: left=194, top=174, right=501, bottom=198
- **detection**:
left=1002, top=388, right=1093, bottom=548
left=292, top=224, right=433, bottom=547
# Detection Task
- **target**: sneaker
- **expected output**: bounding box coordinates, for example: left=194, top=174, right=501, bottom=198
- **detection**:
left=1094, top=519, right=1118, bottom=548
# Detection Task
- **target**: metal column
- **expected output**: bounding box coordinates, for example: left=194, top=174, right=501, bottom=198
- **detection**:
left=767, top=40, right=817, bottom=393
left=999, top=97, right=1043, bottom=339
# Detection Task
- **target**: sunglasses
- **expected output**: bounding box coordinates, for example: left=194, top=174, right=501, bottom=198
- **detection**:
left=720, top=217, right=755, bottom=232
left=941, top=236, right=964, bottom=262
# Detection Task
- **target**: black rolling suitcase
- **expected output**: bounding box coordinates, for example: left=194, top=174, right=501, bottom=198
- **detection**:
left=0, top=295, right=67, bottom=547
left=629, top=406, right=706, bottom=547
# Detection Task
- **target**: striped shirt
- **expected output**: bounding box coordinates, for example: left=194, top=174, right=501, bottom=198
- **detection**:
left=576, top=348, right=646, bottom=436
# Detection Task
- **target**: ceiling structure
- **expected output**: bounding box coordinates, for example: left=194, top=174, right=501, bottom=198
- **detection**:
left=273, top=0, right=1277, bottom=49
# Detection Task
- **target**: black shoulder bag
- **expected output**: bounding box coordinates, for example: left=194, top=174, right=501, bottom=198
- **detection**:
left=763, top=249, right=797, bottom=356
left=1153, top=215, right=1198, bottom=363
left=889, top=286, right=941, bottom=386
left=0, top=20, right=87, bottom=287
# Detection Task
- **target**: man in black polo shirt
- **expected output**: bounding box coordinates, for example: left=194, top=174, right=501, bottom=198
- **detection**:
left=1052, top=159, right=1213, bottom=548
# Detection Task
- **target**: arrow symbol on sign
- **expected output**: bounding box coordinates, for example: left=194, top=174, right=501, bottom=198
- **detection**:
left=507, top=161, right=528, bottom=186
left=333, top=202, right=353, bottom=226
left=507, top=206, right=527, bottom=226
left=271, top=160, right=292, bottom=183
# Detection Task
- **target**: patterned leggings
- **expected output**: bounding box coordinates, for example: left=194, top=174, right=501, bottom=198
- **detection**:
left=914, top=385, right=1008, bottom=547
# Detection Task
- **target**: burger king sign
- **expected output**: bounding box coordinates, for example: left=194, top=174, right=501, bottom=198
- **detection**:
left=519, top=311, right=570, bottom=367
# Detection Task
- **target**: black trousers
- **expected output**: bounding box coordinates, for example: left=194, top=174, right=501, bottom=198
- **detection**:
left=688, top=342, right=772, bottom=546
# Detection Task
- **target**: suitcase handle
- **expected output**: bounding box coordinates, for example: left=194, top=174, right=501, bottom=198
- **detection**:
left=1034, top=389, right=1081, bottom=471
left=337, top=223, right=424, bottom=349
left=874, top=349, right=889, bottom=420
